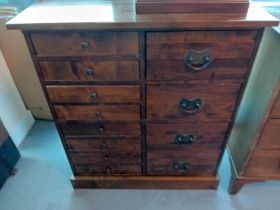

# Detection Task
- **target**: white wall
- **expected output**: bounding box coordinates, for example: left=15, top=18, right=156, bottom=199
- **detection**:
left=0, top=48, right=34, bottom=146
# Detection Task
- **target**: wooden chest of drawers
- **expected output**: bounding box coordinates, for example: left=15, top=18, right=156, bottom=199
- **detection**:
left=7, top=0, right=278, bottom=189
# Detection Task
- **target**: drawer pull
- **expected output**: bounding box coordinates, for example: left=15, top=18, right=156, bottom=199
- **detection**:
left=173, top=161, right=190, bottom=171
left=85, top=68, right=94, bottom=76
left=175, top=134, right=196, bottom=145
left=95, top=111, right=101, bottom=117
left=103, top=155, right=108, bottom=161
left=91, top=92, right=97, bottom=99
left=178, top=98, right=202, bottom=114
left=106, top=167, right=112, bottom=174
left=81, top=41, right=89, bottom=49
left=184, top=49, right=213, bottom=72
left=98, top=125, right=105, bottom=133
left=100, top=142, right=107, bottom=149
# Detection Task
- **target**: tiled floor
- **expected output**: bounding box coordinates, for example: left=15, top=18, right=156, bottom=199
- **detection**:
left=0, top=120, right=279, bottom=210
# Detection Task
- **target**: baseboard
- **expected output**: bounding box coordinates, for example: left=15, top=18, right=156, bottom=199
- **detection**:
left=10, top=110, right=34, bottom=147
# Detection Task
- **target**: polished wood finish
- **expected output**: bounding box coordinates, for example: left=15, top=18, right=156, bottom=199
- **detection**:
left=40, top=61, right=140, bottom=82
left=271, top=93, right=280, bottom=118
left=31, top=31, right=139, bottom=57
left=47, top=85, right=140, bottom=104
left=257, top=119, right=280, bottom=149
left=136, top=0, right=249, bottom=14
left=7, top=0, right=278, bottom=190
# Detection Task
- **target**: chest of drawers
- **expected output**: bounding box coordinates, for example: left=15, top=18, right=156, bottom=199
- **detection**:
left=7, top=0, right=278, bottom=189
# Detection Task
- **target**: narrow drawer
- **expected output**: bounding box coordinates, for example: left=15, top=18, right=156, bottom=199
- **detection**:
left=257, top=119, right=280, bottom=149
left=31, top=31, right=139, bottom=57
left=47, top=85, right=140, bottom=104
left=66, top=137, right=141, bottom=153
left=147, top=122, right=228, bottom=151
left=55, top=105, right=140, bottom=122
left=40, top=61, right=139, bottom=82
left=271, top=93, right=280, bottom=118
left=70, top=152, right=141, bottom=175
left=147, top=83, right=241, bottom=121
left=245, top=149, right=280, bottom=178
left=60, top=122, right=140, bottom=137
left=147, top=31, right=258, bottom=81
left=147, top=150, right=220, bottom=176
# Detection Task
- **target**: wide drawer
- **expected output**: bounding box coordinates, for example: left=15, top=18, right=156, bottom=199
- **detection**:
left=47, top=85, right=140, bottom=104
left=147, top=122, right=228, bottom=151
left=147, top=150, right=220, bottom=176
left=31, top=31, right=139, bottom=57
left=66, top=137, right=141, bottom=153
left=245, top=149, right=280, bottom=178
left=55, top=105, right=140, bottom=122
left=61, top=122, right=140, bottom=137
left=271, top=93, right=280, bottom=118
left=40, top=61, right=139, bottom=82
left=147, top=31, right=257, bottom=81
left=147, top=83, right=241, bottom=121
left=257, top=119, right=280, bottom=149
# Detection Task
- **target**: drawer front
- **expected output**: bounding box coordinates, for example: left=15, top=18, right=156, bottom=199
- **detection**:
left=66, top=137, right=140, bottom=153
left=47, top=85, right=140, bottom=104
left=147, top=151, right=220, bottom=176
left=70, top=152, right=141, bottom=175
left=31, top=31, right=139, bottom=57
left=245, top=150, right=280, bottom=178
left=147, top=83, right=241, bottom=121
left=147, top=31, right=257, bottom=81
left=61, top=122, right=140, bottom=137
left=55, top=105, right=140, bottom=122
left=271, top=93, right=280, bottom=118
left=147, top=122, right=228, bottom=151
left=257, top=119, right=280, bottom=149
left=40, top=61, right=139, bottom=82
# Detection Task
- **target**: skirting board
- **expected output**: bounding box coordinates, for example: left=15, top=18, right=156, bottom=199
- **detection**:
left=10, top=110, right=34, bottom=146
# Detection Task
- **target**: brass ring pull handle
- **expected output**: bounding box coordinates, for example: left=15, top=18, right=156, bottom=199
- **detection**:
left=173, top=161, right=190, bottom=171
left=184, top=49, right=213, bottom=72
left=178, top=98, right=203, bottom=114
left=175, top=134, right=196, bottom=145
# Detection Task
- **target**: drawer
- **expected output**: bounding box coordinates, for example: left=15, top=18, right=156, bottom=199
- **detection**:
left=60, top=122, right=140, bottom=137
left=70, top=152, right=141, bottom=175
left=147, top=83, right=241, bottom=121
left=257, top=119, right=280, bottom=149
left=147, top=150, right=220, bottom=176
left=147, top=31, right=257, bottom=81
left=40, top=61, right=139, bottom=82
left=55, top=105, right=140, bottom=122
left=31, top=31, right=139, bottom=57
left=245, top=149, right=280, bottom=178
left=47, top=85, right=140, bottom=104
left=147, top=122, right=229, bottom=151
left=271, top=93, right=280, bottom=118
left=66, top=137, right=140, bottom=153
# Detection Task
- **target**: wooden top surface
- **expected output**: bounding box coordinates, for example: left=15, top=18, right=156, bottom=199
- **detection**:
left=6, top=0, right=279, bottom=30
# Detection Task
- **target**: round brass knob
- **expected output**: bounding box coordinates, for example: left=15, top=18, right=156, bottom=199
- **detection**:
left=85, top=68, right=93, bottom=76
left=95, top=111, right=101, bottom=117
left=81, top=41, right=89, bottom=49
left=91, top=92, right=97, bottom=99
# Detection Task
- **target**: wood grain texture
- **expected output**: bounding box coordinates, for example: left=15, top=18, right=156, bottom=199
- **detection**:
left=147, top=122, right=229, bottom=151
left=136, top=0, right=249, bottom=14
left=60, top=121, right=140, bottom=137
left=47, top=85, right=140, bottom=104
left=271, top=93, right=280, bottom=118
left=6, top=0, right=278, bottom=30
left=71, top=175, right=219, bottom=189
left=147, top=150, right=221, bottom=176
left=40, top=61, right=139, bottom=82
left=245, top=149, right=280, bottom=178
left=256, top=119, right=280, bottom=149
left=55, top=105, right=140, bottom=122
left=31, top=31, right=139, bottom=57
left=147, top=83, right=241, bottom=121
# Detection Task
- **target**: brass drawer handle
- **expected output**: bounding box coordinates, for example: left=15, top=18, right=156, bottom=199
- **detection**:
left=98, top=125, right=105, bottom=133
left=106, top=167, right=112, bottom=174
left=81, top=41, right=89, bottom=49
left=95, top=111, right=101, bottom=117
left=91, top=92, right=97, bottom=99
left=184, top=49, right=213, bottom=72
left=85, top=68, right=94, bottom=76
left=178, top=98, right=202, bottom=114
left=175, top=134, right=196, bottom=145
left=173, top=161, right=190, bottom=171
